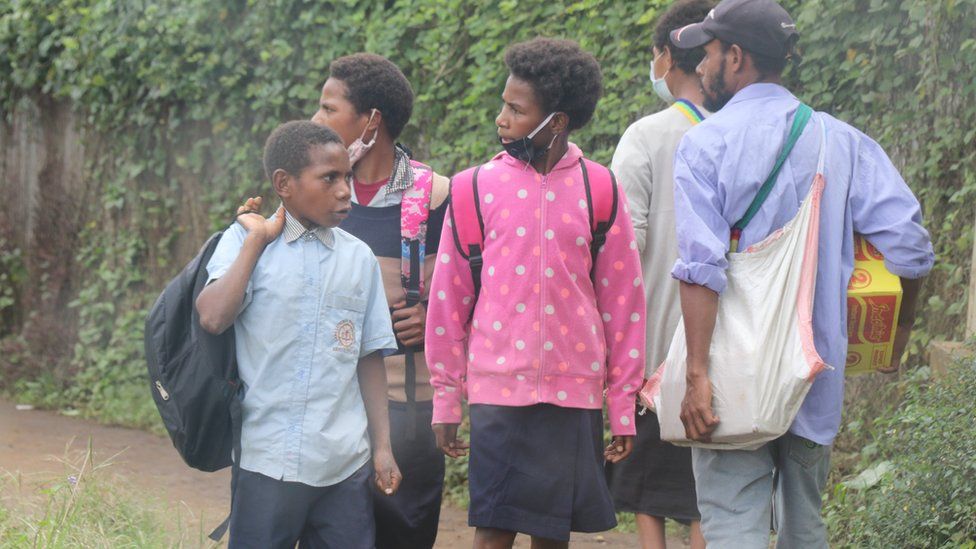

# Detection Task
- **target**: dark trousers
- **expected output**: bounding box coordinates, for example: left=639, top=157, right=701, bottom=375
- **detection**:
left=228, top=462, right=375, bottom=549
left=374, top=400, right=445, bottom=549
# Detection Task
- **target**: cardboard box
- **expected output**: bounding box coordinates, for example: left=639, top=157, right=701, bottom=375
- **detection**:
left=846, top=235, right=902, bottom=375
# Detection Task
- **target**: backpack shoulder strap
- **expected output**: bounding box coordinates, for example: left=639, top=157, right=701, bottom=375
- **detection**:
left=401, top=160, right=435, bottom=305
left=579, top=158, right=618, bottom=279
left=448, top=165, right=485, bottom=297
left=399, top=160, right=435, bottom=439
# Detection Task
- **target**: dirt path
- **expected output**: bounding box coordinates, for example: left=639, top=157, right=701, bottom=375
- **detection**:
left=1, top=399, right=685, bottom=547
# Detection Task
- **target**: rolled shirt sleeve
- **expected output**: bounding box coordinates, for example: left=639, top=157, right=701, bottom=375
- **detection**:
left=671, top=141, right=731, bottom=294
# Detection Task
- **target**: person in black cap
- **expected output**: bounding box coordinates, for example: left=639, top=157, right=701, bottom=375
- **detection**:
left=670, top=0, right=799, bottom=111
left=665, top=0, right=934, bottom=547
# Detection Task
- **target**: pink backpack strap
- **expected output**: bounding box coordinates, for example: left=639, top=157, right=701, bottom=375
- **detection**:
left=579, top=158, right=619, bottom=278
left=400, top=160, right=435, bottom=303
left=400, top=160, right=436, bottom=438
left=448, top=165, right=485, bottom=297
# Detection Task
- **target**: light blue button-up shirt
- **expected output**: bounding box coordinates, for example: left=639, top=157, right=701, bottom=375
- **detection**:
left=671, top=83, right=934, bottom=445
left=206, top=211, right=397, bottom=486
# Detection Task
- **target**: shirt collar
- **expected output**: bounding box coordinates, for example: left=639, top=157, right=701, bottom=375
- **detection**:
left=282, top=209, right=335, bottom=248
left=724, top=82, right=795, bottom=109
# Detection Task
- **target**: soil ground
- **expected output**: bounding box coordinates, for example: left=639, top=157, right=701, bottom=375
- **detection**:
left=0, top=399, right=689, bottom=547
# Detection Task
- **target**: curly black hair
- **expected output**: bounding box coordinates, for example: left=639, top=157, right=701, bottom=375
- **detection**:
left=653, top=0, right=716, bottom=74
left=329, top=53, right=414, bottom=139
left=263, top=120, right=343, bottom=180
left=504, top=38, right=603, bottom=131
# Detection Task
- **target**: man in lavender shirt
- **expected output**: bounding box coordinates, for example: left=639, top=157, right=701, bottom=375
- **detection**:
left=667, top=0, right=934, bottom=547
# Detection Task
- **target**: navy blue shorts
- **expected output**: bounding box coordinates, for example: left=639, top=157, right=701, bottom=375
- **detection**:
left=228, top=462, right=374, bottom=549
left=374, top=400, right=445, bottom=549
left=468, top=403, right=617, bottom=541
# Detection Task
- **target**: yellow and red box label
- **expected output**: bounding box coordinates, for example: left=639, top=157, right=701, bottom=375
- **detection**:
left=846, top=235, right=902, bottom=375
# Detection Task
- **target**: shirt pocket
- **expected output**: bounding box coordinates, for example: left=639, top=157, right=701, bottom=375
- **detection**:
left=323, top=294, right=368, bottom=358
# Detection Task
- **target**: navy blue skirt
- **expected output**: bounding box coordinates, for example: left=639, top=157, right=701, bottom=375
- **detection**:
left=468, top=403, right=617, bottom=541
left=605, top=405, right=700, bottom=522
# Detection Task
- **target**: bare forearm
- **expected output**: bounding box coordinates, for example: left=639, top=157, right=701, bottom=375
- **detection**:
left=898, top=277, right=924, bottom=327
left=357, top=351, right=392, bottom=454
left=195, top=233, right=266, bottom=334
left=679, top=281, right=719, bottom=379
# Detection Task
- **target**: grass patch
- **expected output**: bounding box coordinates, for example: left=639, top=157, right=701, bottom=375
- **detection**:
left=0, top=439, right=213, bottom=548
left=10, top=373, right=165, bottom=435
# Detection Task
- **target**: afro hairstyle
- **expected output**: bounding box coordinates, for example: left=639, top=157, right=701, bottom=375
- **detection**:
left=504, top=38, right=603, bottom=131
left=329, top=53, right=414, bottom=140
left=653, top=0, right=716, bottom=74
left=263, top=120, right=344, bottom=181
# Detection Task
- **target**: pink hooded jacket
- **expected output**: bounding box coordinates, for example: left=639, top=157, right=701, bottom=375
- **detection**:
left=425, top=144, right=647, bottom=436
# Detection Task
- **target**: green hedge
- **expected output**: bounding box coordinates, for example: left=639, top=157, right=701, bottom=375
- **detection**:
left=824, top=362, right=976, bottom=548
left=1, top=0, right=975, bottom=428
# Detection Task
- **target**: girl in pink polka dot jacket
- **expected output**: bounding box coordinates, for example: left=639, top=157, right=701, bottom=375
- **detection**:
left=425, top=38, right=647, bottom=547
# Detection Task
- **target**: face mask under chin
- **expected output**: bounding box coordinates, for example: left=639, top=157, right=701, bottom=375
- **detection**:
left=500, top=112, right=557, bottom=164
left=347, top=109, right=378, bottom=165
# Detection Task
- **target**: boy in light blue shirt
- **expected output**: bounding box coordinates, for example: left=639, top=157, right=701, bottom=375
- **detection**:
left=196, top=120, right=400, bottom=548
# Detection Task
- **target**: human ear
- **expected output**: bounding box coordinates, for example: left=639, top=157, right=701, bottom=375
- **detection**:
left=551, top=112, right=570, bottom=134
left=365, top=108, right=383, bottom=134
left=729, top=44, right=745, bottom=73
left=272, top=168, right=292, bottom=199
left=662, top=45, right=675, bottom=70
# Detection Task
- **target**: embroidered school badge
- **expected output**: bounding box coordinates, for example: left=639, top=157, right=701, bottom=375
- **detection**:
left=334, top=320, right=357, bottom=354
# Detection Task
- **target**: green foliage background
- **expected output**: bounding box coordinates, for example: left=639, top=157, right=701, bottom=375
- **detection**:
left=1, top=0, right=975, bottom=544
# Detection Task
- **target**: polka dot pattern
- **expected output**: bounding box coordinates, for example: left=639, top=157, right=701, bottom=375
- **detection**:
left=424, top=157, right=644, bottom=435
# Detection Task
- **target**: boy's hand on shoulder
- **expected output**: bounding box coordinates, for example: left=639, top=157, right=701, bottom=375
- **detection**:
left=236, top=196, right=285, bottom=245
left=391, top=300, right=426, bottom=347
left=604, top=435, right=634, bottom=463
left=372, top=447, right=402, bottom=496
left=433, top=423, right=468, bottom=458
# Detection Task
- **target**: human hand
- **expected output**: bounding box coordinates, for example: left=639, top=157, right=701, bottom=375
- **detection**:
left=432, top=423, right=468, bottom=458
left=372, top=448, right=402, bottom=496
left=877, top=325, right=912, bottom=374
left=236, top=196, right=285, bottom=245
left=604, top=435, right=634, bottom=463
left=391, top=300, right=426, bottom=347
left=680, top=373, right=720, bottom=442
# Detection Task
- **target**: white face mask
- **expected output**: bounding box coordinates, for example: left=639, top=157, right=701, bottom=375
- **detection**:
left=347, top=109, right=378, bottom=165
left=649, top=52, right=675, bottom=104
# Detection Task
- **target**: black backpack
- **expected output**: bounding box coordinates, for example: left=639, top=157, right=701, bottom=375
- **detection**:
left=144, top=231, right=240, bottom=473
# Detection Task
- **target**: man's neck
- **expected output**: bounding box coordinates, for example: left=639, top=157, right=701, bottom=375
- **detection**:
left=732, top=73, right=784, bottom=97
left=353, top=136, right=396, bottom=184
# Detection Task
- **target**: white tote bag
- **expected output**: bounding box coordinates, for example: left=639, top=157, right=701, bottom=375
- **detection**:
left=643, top=115, right=831, bottom=450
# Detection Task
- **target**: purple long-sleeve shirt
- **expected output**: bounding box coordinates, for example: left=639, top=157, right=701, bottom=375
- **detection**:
left=671, top=83, right=934, bottom=445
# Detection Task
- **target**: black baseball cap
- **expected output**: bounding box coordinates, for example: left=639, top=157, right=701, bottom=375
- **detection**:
left=670, top=0, right=798, bottom=60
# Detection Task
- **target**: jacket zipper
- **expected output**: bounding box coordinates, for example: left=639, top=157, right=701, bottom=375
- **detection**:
left=538, top=171, right=550, bottom=402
